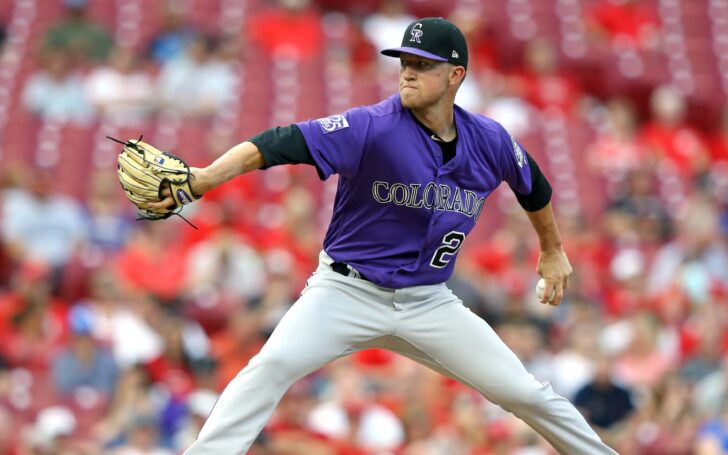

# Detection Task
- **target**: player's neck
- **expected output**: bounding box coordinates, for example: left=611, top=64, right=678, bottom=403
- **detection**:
left=410, top=104, right=456, bottom=142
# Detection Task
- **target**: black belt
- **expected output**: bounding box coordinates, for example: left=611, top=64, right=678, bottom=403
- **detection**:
left=331, top=262, right=365, bottom=280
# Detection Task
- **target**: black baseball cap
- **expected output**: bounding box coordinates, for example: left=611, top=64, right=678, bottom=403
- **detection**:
left=381, top=17, right=468, bottom=69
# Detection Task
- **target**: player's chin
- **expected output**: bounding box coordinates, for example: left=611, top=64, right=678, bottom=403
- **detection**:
left=399, top=91, right=422, bottom=109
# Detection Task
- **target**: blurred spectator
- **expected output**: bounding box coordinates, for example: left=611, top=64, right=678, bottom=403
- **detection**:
left=0, top=260, right=66, bottom=370
left=508, top=38, right=583, bottom=114
left=256, top=272, right=296, bottom=337
left=362, top=0, right=415, bottom=63
left=696, top=406, right=728, bottom=455
left=172, top=389, right=219, bottom=451
left=246, top=0, right=323, bottom=60
left=84, top=268, right=164, bottom=369
left=613, top=312, right=672, bottom=389
left=710, top=107, right=728, bottom=163
left=21, top=50, right=94, bottom=123
left=587, top=98, right=646, bottom=176
left=605, top=166, right=672, bottom=245
left=602, top=247, right=649, bottom=317
left=210, top=306, right=266, bottom=389
left=450, top=5, right=498, bottom=71
left=549, top=324, right=598, bottom=399
left=647, top=193, right=728, bottom=298
left=679, top=315, right=724, bottom=384
left=585, top=0, right=661, bottom=50
left=444, top=8, right=499, bottom=113
left=113, top=223, right=187, bottom=302
left=23, top=406, right=78, bottom=455
left=143, top=313, right=210, bottom=398
left=0, top=21, right=6, bottom=51
left=0, top=163, right=31, bottom=287
left=1, top=169, right=88, bottom=274
left=639, top=85, right=711, bottom=177
left=2, top=299, right=64, bottom=378
left=0, top=406, right=18, bottom=455
left=307, top=364, right=405, bottom=452
left=693, top=355, right=728, bottom=417
left=184, top=224, right=266, bottom=309
left=497, top=321, right=554, bottom=385
left=85, top=47, right=156, bottom=125
left=573, top=354, right=635, bottom=429
left=263, top=379, right=333, bottom=453
left=111, top=414, right=173, bottom=455
left=83, top=170, right=135, bottom=257
left=626, top=375, right=696, bottom=454
left=93, top=366, right=158, bottom=445
left=480, top=69, right=536, bottom=138
left=52, top=305, right=118, bottom=397
left=43, top=0, right=113, bottom=63
left=148, top=4, right=198, bottom=64
left=186, top=357, right=219, bottom=395
left=157, top=34, right=236, bottom=119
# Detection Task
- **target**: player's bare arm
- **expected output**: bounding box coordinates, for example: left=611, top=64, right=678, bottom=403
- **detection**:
left=148, top=141, right=264, bottom=211
left=525, top=201, right=573, bottom=306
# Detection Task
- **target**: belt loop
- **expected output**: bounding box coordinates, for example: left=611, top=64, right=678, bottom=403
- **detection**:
left=346, top=264, right=362, bottom=279
left=331, top=262, right=362, bottom=279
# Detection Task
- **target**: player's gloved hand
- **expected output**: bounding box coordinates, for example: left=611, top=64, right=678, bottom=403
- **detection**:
left=148, top=174, right=201, bottom=213
left=112, top=136, right=202, bottom=226
left=535, top=248, right=572, bottom=306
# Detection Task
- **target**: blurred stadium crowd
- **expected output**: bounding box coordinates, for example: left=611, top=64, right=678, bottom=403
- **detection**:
left=0, top=0, right=728, bottom=453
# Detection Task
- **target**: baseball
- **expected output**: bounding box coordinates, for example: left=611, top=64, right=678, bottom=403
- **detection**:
left=536, top=278, right=555, bottom=302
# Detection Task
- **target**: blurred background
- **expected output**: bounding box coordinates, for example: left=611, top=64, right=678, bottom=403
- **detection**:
left=0, top=0, right=727, bottom=453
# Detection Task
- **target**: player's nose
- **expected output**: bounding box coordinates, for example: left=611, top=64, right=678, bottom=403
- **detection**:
left=401, top=66, right=416, bottom=80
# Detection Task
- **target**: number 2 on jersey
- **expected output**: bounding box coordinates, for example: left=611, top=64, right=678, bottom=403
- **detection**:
left=430, top=231, right=465, bottom=268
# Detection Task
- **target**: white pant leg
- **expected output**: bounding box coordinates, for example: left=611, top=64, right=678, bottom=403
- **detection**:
left=184, top=270, right=395, bottom=455
left=390, top=284, right=617, bottom=455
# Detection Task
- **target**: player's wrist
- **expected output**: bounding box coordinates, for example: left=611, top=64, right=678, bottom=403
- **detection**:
left=539, top=241, right=563, bottom=253
left=190, top=167, right=211, bottom=196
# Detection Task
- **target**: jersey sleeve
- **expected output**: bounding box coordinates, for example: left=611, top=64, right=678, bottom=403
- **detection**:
left=295, top=107, right=372, bottom=180
left=496, top=124, right=532, bottom=195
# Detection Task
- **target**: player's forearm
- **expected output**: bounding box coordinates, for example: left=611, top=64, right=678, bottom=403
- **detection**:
left=191, top=141, right=264, bottom=195
left=525, top=202, right=563, bottom=252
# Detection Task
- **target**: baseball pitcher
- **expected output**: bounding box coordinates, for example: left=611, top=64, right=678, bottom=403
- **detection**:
left=120, top=17, right=617, bottom=455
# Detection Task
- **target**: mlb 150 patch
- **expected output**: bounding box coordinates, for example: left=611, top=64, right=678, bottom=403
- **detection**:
left=318, top=114, right=349, bottom=134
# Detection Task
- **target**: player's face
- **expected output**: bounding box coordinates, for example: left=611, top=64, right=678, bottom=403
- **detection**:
left=398, top=54, right=451, bottom=109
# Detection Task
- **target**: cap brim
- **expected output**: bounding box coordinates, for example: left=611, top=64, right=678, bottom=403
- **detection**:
left=381, top=47, right=449, bottom=62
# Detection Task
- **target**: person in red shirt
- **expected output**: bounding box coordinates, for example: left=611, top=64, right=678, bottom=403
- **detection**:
left=508, top=38, right=583, bottom=114
left=710, top=107, right=728, bottom=163
left=586, top=0, right=661, bottom=50
left=638, top=85, right=711, bottom=177
left=210, top=307, right=266, bottom=390
left=246, top=0, right=324, bottom=60
left=113, top=223, right=188, bottom=303
left=587, top=98, right=647, bottom=176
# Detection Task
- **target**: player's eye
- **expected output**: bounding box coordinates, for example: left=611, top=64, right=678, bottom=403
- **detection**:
left=401, top=60, right=434, bottom=71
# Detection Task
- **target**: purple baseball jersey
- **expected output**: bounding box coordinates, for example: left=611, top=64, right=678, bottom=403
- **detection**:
left=296, top=94, right=532, bottom=288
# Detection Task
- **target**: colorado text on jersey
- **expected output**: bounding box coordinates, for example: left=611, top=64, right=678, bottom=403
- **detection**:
left=371, top=181, right=486, bottom=221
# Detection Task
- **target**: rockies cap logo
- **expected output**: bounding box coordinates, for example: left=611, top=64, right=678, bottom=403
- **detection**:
left=409, top=23, right=423, bottom=43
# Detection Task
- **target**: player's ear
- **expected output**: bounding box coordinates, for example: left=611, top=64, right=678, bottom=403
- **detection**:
left=449, top=66, right=466, bottom=86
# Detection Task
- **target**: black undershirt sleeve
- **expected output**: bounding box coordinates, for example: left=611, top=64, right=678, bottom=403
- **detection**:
left=248, top=124, right=317, bottom=170
left=515, top=151, right=552, bottom=212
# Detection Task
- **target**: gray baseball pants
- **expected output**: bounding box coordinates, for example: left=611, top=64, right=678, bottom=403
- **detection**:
left=185, top=251, right=617, bottom=454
